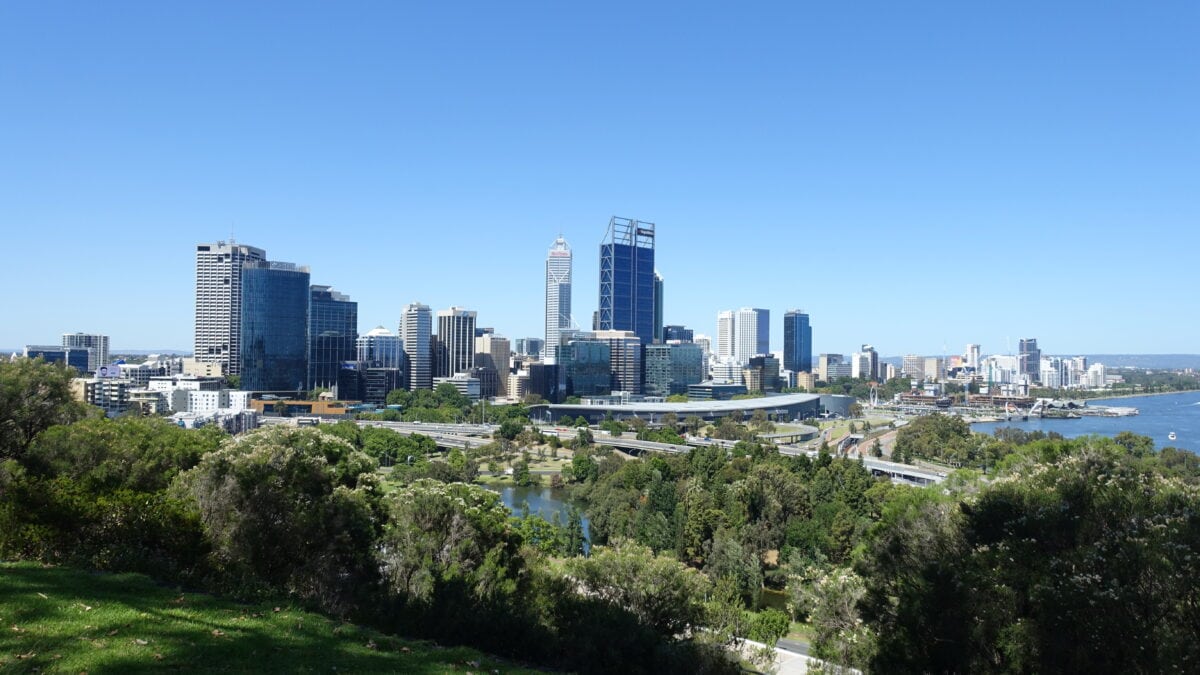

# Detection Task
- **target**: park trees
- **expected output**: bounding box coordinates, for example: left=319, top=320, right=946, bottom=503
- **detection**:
left=178, top=427, right=383, bottom=614
left=0, top=359, right=89, bottom=461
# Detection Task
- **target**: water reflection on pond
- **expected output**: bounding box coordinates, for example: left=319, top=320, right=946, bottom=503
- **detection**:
left=485, top=484, right=591, bottom=550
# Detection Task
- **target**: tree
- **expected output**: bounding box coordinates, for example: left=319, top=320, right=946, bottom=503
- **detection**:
left=749, top=608, right=790, bottom=646
left=496, top=419, right=524, bottom=441
left=0, top=359, right=89, bottom=461
left=870, top=438, right=883, bottom=458
left=568, top=540, right=712, bottom=637
left=177, top=426, right=382, bottom=614
left=685, top=415, right=704, bottom=435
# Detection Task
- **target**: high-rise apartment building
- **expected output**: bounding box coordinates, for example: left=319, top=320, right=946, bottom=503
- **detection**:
left=436, top=307, right=477, bottom=377
left=734, top=307, right=769, bottom=364
left=194, top=240, right=266, bottom=375
left=717, top=311, right=735, bottom=360
left=62, top=332, right=110, bottom=372
left=782, top=310, right=812, bottom=373
left=308, top=286, right=357, bottom=391
left=239, top=261, right=310, bottom=392
left=544, top=236, right=572, bottom=363
left=598, top=217, right=655, bottom=345
left=400, top=302, right=432, bottom=390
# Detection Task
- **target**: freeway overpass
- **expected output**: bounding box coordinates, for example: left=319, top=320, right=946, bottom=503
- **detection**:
left=351, top=420, right=945, bottom=485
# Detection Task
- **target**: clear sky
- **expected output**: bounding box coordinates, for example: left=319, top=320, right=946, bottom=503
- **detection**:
left=1, top=2, right=1196, bottom=357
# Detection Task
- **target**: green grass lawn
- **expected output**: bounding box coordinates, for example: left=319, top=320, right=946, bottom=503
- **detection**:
left=0, top=563, right=536, bottom=674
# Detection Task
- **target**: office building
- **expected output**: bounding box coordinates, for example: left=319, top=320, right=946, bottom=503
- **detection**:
left=527, top=362, right=562, bottom=403
left=24, top=345, right=90, bottom=373
left=436, top=307, right=477, bottom=376
left=308, top=286, right=357, bottom=391
left=194, top=240, right=267, bottom=376
left=851, top=344, right=880, bottom=382
left=557, top=339, right=612, bottom=397
left=924, top=357, right=945, bottom=382
left=357, top=327, right=403, bottom=368
left=400, top=302, right=432, bottom=390
left=782, top=310, right=812, bottom=373
left=595, top=330, right=644, bottom=394
left=515, top=337, right=545, bottom=358
left=544, top=236, right=573, bottom=363
left=1019, top=338, right=1041, bottom=382
left=964, top=344, right=981, bottom=370
left=901, top=354, right=924, bottom=380
left=664, top=325, right=693, bottom=343
left=62, top=333, right=109, bottom=372
left=735, top=307, right=769, bottom=364
left=239, top=261, right=310, bottom=392
left=644, top=342, right=704, bottom=397
left=817, top=353, right=844, bottom=382
left=716, top=311, right=735, bottom=360
left=744, top=354, right=781, bottom=393
left=598, top=217, right=655, bottom=345
left=433, top=374, right=482, bottom=402
left=474, top=333, right=511, bottom=398
left=653, top=271, right=664, bottom=344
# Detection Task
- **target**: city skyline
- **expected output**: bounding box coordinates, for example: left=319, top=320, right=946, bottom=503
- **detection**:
left=2, top=4, right=1196, bottom=354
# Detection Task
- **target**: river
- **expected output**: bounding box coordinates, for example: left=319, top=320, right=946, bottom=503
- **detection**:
left=485, top=484, right=591, bottom=549
left=971, top=390, right=1200, bottom=452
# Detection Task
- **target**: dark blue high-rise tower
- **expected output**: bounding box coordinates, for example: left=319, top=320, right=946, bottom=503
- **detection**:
left=598, top=217, right=655, bottom=345
left=783, top=309, right=813, bottom=373
left=240, top=261, right=310, bottom=392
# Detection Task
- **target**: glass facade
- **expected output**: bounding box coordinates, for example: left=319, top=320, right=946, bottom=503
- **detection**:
left=644, top=343, right=704, bottom=397
left=598, top=218, right=656, bottom=346
left=557, top=340, right=612, bottom=397
left=309, top=286, right=358, bottom=391
left=240, top=263, right=310, bottom=392
left=783, top=310, right=813, bottom=373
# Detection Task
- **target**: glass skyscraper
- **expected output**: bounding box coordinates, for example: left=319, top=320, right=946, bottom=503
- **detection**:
left=644, top=342, right=704, bottom=397
left=598, top=217, right=656, bottom=346
left=783, top=310, right=813, bottom=373
left=239, top=261, right=310, bottom=392
left=308, top=285, right=358, bottom=391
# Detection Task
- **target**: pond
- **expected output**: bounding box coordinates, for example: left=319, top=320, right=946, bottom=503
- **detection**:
left=484, top=484, right=591, bottom=551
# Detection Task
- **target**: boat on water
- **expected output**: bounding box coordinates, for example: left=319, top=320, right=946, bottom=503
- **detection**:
left=1169, top=432, right=1177, bottom=441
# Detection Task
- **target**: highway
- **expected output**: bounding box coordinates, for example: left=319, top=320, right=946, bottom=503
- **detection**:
left=340, top=419, right=947, bottom=485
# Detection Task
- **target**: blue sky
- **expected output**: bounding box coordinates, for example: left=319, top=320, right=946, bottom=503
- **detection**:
left=1, top=2, right=1196, bottom=357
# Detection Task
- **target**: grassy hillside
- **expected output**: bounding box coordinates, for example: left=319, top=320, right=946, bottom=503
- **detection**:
left=0, top=563, right=536, bottom=673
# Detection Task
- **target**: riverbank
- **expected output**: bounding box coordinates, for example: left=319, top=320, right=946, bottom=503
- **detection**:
left=1085, top=389, right=1200, bottom=402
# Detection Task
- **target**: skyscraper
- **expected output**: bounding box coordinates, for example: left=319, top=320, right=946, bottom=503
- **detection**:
left=400, top=302, right=432, bottom=390
left=62, top=332, right=109, bottom=372
left=194, top=240, right=266, bottom=375
left=717, top=311, right=735, bottom=360
left=653, top=271, right=664, bottom=344
left=598, top=217, right=655, bottom=345
left=544, top=236, right=572, bottom=363
left=308, top=286, right=358, bottom=391
left=782, top=310, right=813, bottom=373
left=734, top=307, right=769, bottom=364
left=436, top=307, right=477, bottom=377
left=1019, top=338, right=1040, bottom=382
left=239, top=261, right=310, bottom=392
